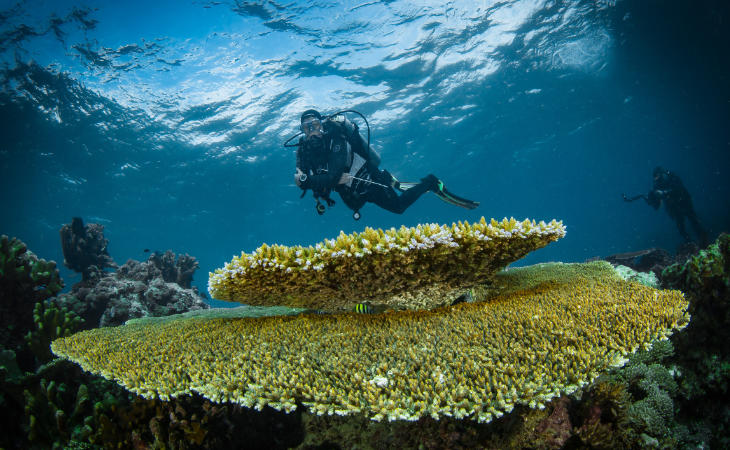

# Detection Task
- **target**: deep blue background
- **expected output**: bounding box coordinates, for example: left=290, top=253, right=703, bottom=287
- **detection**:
left=1, top=0, right=728, bottom=307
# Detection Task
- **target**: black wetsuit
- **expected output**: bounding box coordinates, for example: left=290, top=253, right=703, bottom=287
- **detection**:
left=296, top=117, right=432, bottom=215
left=649, top=170, right=708, bottom=245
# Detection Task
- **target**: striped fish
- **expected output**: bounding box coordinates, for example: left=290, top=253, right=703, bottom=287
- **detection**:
left=353, top=303, right=375, bottom=314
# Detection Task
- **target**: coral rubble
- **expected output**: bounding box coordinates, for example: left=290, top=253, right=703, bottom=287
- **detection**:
left=209, top=217, right=566, bottom=310
left=52, top=261, right=688, bottom=424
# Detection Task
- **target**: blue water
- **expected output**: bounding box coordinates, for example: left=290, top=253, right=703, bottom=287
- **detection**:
left=1, top=0, right=729, bottom=307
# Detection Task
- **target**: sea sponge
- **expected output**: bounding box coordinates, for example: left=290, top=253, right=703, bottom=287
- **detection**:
left=208, top=217, right=566, bottom=310
left=52, top=261, right=689, bottom=423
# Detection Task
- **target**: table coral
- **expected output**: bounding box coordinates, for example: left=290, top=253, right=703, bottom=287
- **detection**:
left=208, top=217, right=566, bottom=310
left=52, top=261, right=689, bottom=424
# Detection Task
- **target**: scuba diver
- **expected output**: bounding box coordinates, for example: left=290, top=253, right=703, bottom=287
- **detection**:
left=285, top=109, right=478, bottom=220
left=623, top=166, right=708, bottom=246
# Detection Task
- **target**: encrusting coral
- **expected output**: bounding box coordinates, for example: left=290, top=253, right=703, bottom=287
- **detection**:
left=208, top=217, right=566, bottom=310
left=52, top=261, right=689, bottom=424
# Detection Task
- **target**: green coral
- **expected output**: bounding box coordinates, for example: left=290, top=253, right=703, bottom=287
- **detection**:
left=663, top=233, right=730, bottom=294
left=0, top=235, right=29, bottom=276
left=1, top=235, right=64, bottom=372
left=0, top=235, right=63, bottom=299
left=589, top=339, right=706, bottom=448
left=0, top=349, right=23, bottom=384
left=23, top=376, right=94, bottom=446
left=660, top=234, right=730, bottom=446
left=26, top=300, right=84, bottom=364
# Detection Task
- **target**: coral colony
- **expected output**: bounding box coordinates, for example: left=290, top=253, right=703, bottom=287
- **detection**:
left=209, top=217, right=567, bottom=310
left=52, top=218, right=689, bottom=424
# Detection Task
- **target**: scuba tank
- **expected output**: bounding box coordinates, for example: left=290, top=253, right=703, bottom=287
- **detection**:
left=284, top=109, right=380, bottom=167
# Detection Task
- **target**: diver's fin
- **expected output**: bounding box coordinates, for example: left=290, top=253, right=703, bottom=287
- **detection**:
left=397, top=179, right=479, bottom=209
left=433, top=183, right=480, bottom=210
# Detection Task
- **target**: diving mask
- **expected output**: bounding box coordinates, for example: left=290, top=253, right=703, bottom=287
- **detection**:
left=300, top=117, right=323, bottom=136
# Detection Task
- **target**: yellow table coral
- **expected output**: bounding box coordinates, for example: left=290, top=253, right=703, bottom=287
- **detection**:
left=208, top=217, right=566, bottom=310
left=52, top=261, right=689, bottom=424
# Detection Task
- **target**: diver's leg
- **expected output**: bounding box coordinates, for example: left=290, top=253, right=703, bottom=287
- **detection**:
left=687, top=210, right=709, bottom=246
left=366, top=170, right=434, bottom=214
left=675, top=216, right=691, bottom=242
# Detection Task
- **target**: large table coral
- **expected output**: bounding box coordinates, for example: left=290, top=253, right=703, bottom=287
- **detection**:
left=208, top=217, right=566, bottom=310
left=52, top=261, right=689, bottom=424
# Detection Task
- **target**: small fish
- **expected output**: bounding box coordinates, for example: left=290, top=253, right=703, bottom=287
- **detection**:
left=354, top=303, right=375, bottom=314
left=143, top=248, right=150, bottom=253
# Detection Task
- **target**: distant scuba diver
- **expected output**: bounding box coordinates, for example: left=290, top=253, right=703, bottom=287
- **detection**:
left=623, top=166, right=708, bottom=245
left=284, top=109, right=478, bottom=220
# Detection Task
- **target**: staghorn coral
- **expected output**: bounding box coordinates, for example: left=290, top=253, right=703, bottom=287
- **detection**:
left=209, top=217, right=566, bottom=311
left=52, top=262, right=688, bottom=424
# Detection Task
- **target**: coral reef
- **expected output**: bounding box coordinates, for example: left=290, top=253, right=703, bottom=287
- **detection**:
left=25, top=300, right=84, bottom=365
left=58, top=252, right=209, bottom=328
left=1, top=235, right=64, bottom=370
left=52, top=261, right=688, bottom=424
left=660, top=233, right=730, bottom=447
left=59, top=217, right=117, bottom=281
left=0, top=233, right=215, bottom=449
left=23, top=375, right=94, bottom=444
left=603, top=247, right=675, bottom=278
left=613, top=264, right=660, bottom=288
left=87, top=391, right=303, bottom=449
left=209, top=217, right=566, bottom=311
left=148, top=250, right=199, bottom=289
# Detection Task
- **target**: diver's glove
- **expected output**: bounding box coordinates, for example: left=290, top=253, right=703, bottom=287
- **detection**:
left=295, top=169, right=308, bottom=188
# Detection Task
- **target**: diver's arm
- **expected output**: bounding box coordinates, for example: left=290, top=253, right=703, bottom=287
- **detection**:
left=298, top=150, right=349, bottom=193
left=652, top=189, right=669, bottom=199
left=646, top=189, right=663, bottom=209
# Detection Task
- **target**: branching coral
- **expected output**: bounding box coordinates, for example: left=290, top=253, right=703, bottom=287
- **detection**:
left=208, top=217, right=566, bottom=310
left=25, top=300, right=84, bottom=364
left=53, top=261, right=688, bottom=424
left=1, top=235, right=64, bottom=370
left=23, top=378, right=94, bottom=445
